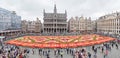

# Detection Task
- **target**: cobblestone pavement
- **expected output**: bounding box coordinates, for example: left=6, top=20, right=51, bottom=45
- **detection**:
left=27, top=44, right=120, bottom=58
left=1, top=43, right=119, bottom=58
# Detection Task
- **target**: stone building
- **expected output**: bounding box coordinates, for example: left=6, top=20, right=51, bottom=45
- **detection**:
left=21, top=20, right=28, bottom=33
left=27, top=20, right=36, bottom=33
left=35, top=18, right=42, bottom=33
left=68, top=16, right=93, bottom=33
left=97, top=12, right=120, bottom=35
left=43, top=5, right=67, bottom=35
left=21, top=18, right=42, bottom=33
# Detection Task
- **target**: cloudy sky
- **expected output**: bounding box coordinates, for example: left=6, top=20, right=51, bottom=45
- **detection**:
left=0, top=0, right=120, bottom=22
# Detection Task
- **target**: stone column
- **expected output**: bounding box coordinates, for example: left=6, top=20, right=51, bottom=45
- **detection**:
left=48, top=28, right=50, bottom=33
left=47, top=28, right=48, bottom=33
left=60, top=29, right=61, bottom=33
left=58, top=28, right=59, bottom=33
left=52, top=28, right=53, bottom=34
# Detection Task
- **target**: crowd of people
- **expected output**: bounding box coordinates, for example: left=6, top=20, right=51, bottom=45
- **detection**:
left=0, top=43, right=30, bottom=58
left=0, top=41, right=119, bottom=58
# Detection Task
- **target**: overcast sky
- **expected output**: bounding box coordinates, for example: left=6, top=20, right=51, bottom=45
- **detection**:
left=0, top=0, right=120, bottom=22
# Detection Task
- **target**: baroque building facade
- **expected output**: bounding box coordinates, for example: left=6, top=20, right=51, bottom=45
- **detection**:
left=21, top=18, right=42, bottom=33
left=43, top=5, right=68, bottom=35
left=97, top=12, right=120, bottom=34
left=68, top=16, right=93, bottom=33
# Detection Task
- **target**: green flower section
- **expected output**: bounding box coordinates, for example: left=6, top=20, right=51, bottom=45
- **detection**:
left=46, top=38, right=65, bottom=44
left=17, top=37, right=36, bottom=43
left=93, top=35, right=97, bottom=40
left=28, top=37, right=35, bottom=43
left=40, top=38, right=51, bottom=43
left=69, top=36, right=81, bottom=43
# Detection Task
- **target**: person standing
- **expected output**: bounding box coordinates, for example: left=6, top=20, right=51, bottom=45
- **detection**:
left=103, top=50, right=108, bottom=58
left=39, top=49, right=41, bottom=55
left=32, top=49, right=34, bottom=54
left=46, top=52, right=49, bottom=58
left=102, top=47, right=104, bottom=53
left=60, top=51, right=63, bottom=58
left=92, top=46, right=95, bottom=51
left=87, top=52, right=91, bottom=58
left=116, top=44, right=118, bottom=49
left=19, top=53, right=23, bottom=58
left=78, top=52, right=82, bottom=58
left=66, top=48, right=69, bottom=54
left=93, top=54, right=97, bottom=58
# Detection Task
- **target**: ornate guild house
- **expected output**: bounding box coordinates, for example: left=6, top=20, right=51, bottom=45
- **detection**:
left=43, top=5, right=68, bottom=35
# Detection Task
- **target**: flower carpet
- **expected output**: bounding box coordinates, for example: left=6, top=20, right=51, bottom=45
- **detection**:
left=6, top=34, right=115, bottom=48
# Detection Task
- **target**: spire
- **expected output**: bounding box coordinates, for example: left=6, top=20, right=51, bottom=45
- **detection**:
left=65, top=10, right=67, bottom=16
left=43, top=9, right=45, bottom=16
left=54, top=4, right=57, bottom=13
left=43, top=9, right=45, bottom=13
left=36, top=17, right=39, bottom=20
left=65, top=10, right=67, bottom=14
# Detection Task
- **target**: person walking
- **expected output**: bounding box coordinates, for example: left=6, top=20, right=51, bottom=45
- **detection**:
left=102, top=47, right=104, bottom=53
left=103, top=50, right=108, bottom=58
